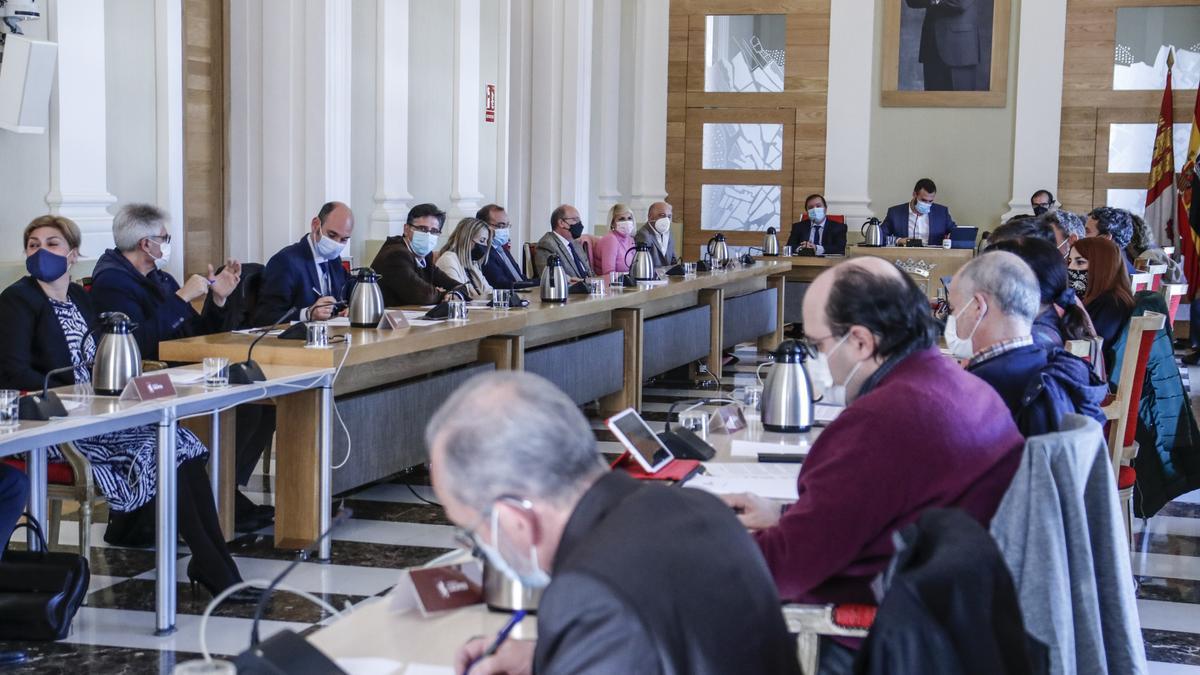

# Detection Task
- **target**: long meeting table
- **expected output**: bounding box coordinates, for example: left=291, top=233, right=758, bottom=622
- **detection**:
left=158, top=260, right=792, bottom=553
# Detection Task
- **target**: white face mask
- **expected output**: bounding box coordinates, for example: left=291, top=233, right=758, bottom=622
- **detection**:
left=152, top=241, right=172, bottom=270
left=616, top=220, right=635, bottom=236
left=944, top=297, right=984, bottom=360
left=811, top=333, right=863, bottom=407
left=653, top=217, right=672, bottom=235
left=478, top=505, right=551, bottom=589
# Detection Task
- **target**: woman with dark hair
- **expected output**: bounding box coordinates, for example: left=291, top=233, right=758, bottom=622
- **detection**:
left=1068, top=237, right=1134, bottom=368
left=985, top=237, right=1098, bottom=346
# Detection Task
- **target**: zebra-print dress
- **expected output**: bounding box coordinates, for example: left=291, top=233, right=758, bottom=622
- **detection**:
left=44, top=297, right=207, bottom=512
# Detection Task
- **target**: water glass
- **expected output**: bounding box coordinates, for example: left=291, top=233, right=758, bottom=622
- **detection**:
left=491, top=288, right=512, bottom=310
left=678, top=409, right=709, bottom=440
left=886, top=235, right=897, bottom=247
left=738, top=384, right=763, bottom=412
left=173, top=659, right=236, bottom=675
left=587, top=278, right=605, bottom=296
left=682, top=262, right=697, bottom=278
left=0, top=390, right=18, bottom=428
left=608, top=271, right=624, bottom=289
left=782, top=246, right=793, bottom=257
left=305, top=321, right=329, bottom=348
left=942, top=238, right=952, bottom=249
left=202, top=357, right=229, bottom=388
left=448, top=297, right=468, bottom=321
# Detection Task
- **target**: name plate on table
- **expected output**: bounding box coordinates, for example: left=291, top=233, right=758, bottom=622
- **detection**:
left=710, top=404, right=747, bottom=434
left=119, top=373, right=177, bottom=402
left=391, top=560, right=484, bottom=616
left=376, top=310, right=410, bottom=330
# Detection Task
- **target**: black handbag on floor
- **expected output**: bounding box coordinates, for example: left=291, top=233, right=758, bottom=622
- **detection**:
left=0, top=514, right=90, bottom=641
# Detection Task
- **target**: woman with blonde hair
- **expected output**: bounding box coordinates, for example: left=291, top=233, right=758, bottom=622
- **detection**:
left=435, top=217, right=494, bottom=299
left=592, top=203, right=637, bottom=276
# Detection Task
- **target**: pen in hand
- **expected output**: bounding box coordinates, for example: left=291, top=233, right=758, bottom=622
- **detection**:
left=465, top=609, right=527, bottom=675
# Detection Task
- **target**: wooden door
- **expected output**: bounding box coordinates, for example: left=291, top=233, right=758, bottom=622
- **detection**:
left=182, top=0, right=226, bottom=274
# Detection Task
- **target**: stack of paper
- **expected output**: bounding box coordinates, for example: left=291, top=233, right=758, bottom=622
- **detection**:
left=684, top=462, right=800, bottom=501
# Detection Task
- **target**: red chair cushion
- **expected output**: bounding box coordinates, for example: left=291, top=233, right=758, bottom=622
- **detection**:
left=2, top=458, right=76, bottom=484
left=1118, top=465, right=1136, bottom=490
left=833, top=604, right=877, bottom=630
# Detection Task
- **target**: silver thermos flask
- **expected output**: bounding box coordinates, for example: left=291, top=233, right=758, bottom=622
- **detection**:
left=760, top=339, right=814, bottom=433
left=348, top=267, right=385, bottom=327
left=707, top=233, right=731, bottom=266
left=762, top=227, right=780, bottom=256
left=92, top=312, right=142, bottom=396
left=626, top=242, right=657, bottom=281
left=540, top=254, right=569, bottom=302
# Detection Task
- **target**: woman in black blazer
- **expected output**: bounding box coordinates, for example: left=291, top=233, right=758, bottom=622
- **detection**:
left=0, top=215, right=257, bottom=602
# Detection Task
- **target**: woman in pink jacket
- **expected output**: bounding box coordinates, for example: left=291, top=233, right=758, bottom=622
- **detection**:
left=591, top=203, right=637, bottom=276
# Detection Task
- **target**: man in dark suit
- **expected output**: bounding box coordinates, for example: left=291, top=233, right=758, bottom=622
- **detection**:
left=428, top=372, right=801, bottom=675
left=370, top=203, right=461, bottom=306
left=881, top=178, right=957, bottom=246
left=252, top=201, right=354, bottom=326
left=535, top=204, right=592, bottom=279
left=476, top=203, right=532, bottom=288
left=0, top=463, right=28, bottom=551
left=786, top=193, right=848, bottom=255
left=907, top=0, right=982, bottom=92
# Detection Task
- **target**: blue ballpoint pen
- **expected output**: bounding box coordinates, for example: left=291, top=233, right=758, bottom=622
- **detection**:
left=465, top=609, right=528, bottom=675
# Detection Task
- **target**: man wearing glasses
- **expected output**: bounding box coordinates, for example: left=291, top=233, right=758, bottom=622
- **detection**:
left=534, top=204, right=592, bottom=280
left=370, top=203, right=463, bottom=306
left=476, top=203, right=534, bottom=289
left=253, top=201, right=355, bottom=326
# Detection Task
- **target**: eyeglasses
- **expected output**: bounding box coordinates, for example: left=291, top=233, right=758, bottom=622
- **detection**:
left=147, top=234, right=172, bottom=244
left=796, top=335, right=831, bottom=359
left=562, top=218, right=582, bottom=226
left=491, top=222, right=510, bottom=230
left=452, top=495, right=532, bottom=554
left=411, top=224, right=442, bottom=235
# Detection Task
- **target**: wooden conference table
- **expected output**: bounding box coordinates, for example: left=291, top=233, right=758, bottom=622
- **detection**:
left=159, top=261, right=792, bottom=551
left=764, top=245, right=974, bottom=299
left=307, top=411, right=818, bottom=669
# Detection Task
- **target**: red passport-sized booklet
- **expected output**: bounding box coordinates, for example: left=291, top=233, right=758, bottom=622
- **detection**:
left=610, top=451, right=703, bottom=482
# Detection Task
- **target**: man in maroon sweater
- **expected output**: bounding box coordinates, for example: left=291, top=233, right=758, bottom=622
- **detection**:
left=725, top=257, right=1023, bottom=671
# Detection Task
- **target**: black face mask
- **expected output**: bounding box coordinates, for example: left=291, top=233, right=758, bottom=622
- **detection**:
left=568, top=222, right=584, bottom=239
left=1033, top=205, right=1049, bottom=216
left=1067, top=268, right=1088, bottom=294
left=471, top=243, right=487, bottom=261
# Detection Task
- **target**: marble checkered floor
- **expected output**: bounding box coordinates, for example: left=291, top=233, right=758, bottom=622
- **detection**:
left=2, top=344, right=1199, bottom=673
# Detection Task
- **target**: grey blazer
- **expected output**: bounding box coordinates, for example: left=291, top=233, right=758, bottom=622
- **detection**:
left=535, top=231, right=592, bottom=278
left=634, top=223, right=677, bottom=267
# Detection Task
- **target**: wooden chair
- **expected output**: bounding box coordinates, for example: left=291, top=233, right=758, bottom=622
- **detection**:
left=524, top=242, right=539, bottom=278
left=1102, top=311, right=1165, bottom=545
left=784, top=603, right=873, bottom=675
left=1160, top=283, right=1187, bottom=325
left=1129, top=272, right=1154, bottom=294
left=1065, top=339, right=1091, bottom=360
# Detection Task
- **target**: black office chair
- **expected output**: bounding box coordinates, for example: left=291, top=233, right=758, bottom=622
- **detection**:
left=206, top=262, right=265, bottom=331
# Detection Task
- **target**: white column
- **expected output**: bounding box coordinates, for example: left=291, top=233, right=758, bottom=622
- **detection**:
left=226, top=0, right=264, bottom=263
left=448, top=0, right=484, bottom=221
left=370, top=0, right=412, bottom=239
left=305, top=0, right=353, bottom=214
left=506, top=0, right=534, bottom=246
left=627, top=0, right=669, bottom=219
left=823, top=0, right=875, bottom=232
left=1003, top=0, right=1068, bottom=220
left=528, top=0, right=594, bottom=232
left=154, top=0, right=185, bottom=279
left=592, top=0, right=623, bottom=228
left=258, top=0, right=305, bottom=258
left=44, top=0, right=117, bottom=258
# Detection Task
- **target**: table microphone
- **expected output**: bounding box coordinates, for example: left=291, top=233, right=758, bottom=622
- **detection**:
left=18, top=365, right=76, bottom=420
left=229, top=307, right=297, bottom=384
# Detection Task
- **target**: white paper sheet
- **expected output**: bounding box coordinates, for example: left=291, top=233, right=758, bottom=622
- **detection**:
left=685, top=462, right=800, bottom=501
left=403, top=665, right=454, bottom=675
left=730, top=439, right=807, bottom=458
left=324, top=316, right=352, bottom=326
left=814, top=404, right=842, bottom=423
left=167, top=371, right=206, bottom=386
left=333, top=657, right=406, bottom=675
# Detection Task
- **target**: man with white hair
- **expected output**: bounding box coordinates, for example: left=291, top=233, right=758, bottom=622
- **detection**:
left=948, top=251, right=1106, bottom=436
left=427, top=371, right=800, bottom=675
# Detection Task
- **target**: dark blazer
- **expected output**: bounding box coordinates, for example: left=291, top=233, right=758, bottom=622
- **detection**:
left=786, top=217, right=847, bottom=255
left=369, top=236, right=461, bottom=306
left=907, top=0, right=981, bottom=68
left=89, top=249, right=225, bottom=360
left=535, top=471, right=801, bottom=675
left=0, top=462, right=27, bottom=550
left=1085, top=293, right=1131, bottom=369
left=0, top=276, right=95, bottom=391
left=634, top=223, right=677, bottom=267
left=881, top=202, right=957, bottom=245
left=535, top=231, right=592, bottom=279
left=968, top=345, right=1107, bottom=438
left=253, top=235, right=352, bottom=327
left=480, top=243, right=530, bottom=289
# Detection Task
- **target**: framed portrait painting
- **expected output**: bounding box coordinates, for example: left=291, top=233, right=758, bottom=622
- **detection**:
left=881, top=0, right=1012, bottom=107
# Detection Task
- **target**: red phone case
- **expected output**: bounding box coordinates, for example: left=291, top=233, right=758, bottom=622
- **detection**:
left=609, top=451, right=702, bottom=482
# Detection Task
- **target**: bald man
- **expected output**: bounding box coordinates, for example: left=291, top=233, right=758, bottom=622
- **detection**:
left=253, top=201, right=355, bottom=326
left=724, top=257, right=1023, bottom=671
left=635, top=201, right=678, bottom=267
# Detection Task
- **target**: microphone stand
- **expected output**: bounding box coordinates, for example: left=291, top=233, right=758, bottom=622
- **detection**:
left=229, top=307, right=297, bottom=384
left=18, top=364, right=80, bottom=421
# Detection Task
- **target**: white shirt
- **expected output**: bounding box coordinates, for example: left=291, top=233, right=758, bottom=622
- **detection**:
left=303, top=233, right=332, bottom=321
left=809, top=219, right=827, bottom=255
left=907, top=208, right=930, bottom=242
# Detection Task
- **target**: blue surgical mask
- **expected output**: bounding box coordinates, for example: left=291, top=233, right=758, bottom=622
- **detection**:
left=410, top=230, right=438, bottom=257
left=314, top=232, right=346, bottom=261
left=26, top=248, right=70, bottom=283
left=492, top=228, right=510, bottom=247
left=915, top=201, right=932, bottom=216
left=807, top=207, right=826, bottom=222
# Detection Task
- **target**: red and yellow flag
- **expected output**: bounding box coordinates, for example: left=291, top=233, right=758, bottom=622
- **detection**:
left=1179, top=57, right=1200, bottom=301
left=1145, top=51, right=1177, bottom=251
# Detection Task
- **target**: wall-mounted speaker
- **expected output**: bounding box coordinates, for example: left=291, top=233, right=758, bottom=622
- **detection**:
left=0, top=35, right=57, bottom=133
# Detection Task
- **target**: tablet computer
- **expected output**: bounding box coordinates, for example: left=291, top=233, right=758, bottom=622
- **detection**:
left=606, top=408, right=674, bottom=474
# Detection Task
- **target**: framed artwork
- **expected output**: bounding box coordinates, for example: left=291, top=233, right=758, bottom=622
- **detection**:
left=881, top=0, right=1012, bottom=107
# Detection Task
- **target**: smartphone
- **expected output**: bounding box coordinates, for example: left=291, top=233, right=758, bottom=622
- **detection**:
left=606, top=408, right=674, bottom=474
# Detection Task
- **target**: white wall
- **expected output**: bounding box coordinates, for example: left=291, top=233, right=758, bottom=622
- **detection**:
left=349, top=0, right=377, bottom=265
left=0, top=12, right=49, bottom=252
left=105, top=0, right=158, bottom=212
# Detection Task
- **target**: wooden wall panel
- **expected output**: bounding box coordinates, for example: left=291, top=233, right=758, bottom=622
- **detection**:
left=183, top=0, right=226, bottom=274
left=667, top=0, right=831, bottom=257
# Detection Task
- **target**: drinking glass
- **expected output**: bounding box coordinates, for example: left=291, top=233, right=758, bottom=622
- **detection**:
left=886, top=235, right=897, bottom=247
left=491, top=288, right=512, bottom=310
left=678, top=409, right=709, bottom=440
left=608, top=271, right=623, bottom=290
left=0, top=390, right=18, bottom=428
left=782, top=246, right=793, bottom=257
left=587, top=278, right=605, bottom=296
left=202, top=357, right=229, bottom=388
left=448, top=298, right=468, bottom=321
left=305, top=322, right=329, bottom=348
left=682, top=262, right=697, bottom=278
